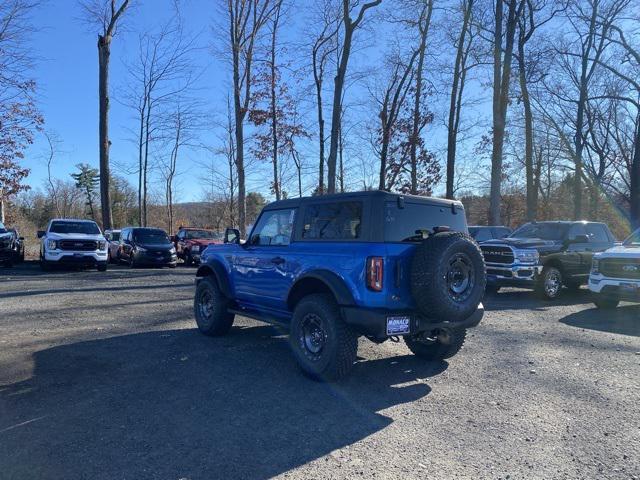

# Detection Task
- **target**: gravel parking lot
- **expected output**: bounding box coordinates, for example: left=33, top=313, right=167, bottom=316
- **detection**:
left=0, top=263, right=638, bottom=480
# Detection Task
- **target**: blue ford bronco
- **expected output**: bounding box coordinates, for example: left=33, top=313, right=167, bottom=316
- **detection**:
left=194, top=191, right=486, bottom=380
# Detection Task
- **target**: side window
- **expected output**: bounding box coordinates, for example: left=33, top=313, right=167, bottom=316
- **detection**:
left=567, top=224, right=587, bottom=240
left=474, top=228, right=492, bottom=242
left=586, top=224, right=609, bottom=243
left=302, top=202, right=362, bottom=240
left=250, top=209, right=296, bottom=246
left=177, top=231, right=184, bottom=240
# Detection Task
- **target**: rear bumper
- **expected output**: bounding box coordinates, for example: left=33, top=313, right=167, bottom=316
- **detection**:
left=486, top=263, right=542, bottom=288
left=341, top=303, right=484, bottom=339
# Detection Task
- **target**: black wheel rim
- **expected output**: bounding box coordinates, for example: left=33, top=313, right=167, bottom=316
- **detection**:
left=299, top=313, right=326, bottom=358
left=198, top=288, right=215, bottom=326
left=446, top=252, right=475, bottom=302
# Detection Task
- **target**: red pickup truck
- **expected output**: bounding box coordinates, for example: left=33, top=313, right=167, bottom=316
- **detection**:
left=172, top=227, right=223, bottom=265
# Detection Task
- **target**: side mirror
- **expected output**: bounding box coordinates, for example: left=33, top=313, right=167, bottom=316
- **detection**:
left=37, top=230, right=45, bottom=239
left=224, top=228, right=240, bottom=244
left=569, top=234, right=589, bottom=244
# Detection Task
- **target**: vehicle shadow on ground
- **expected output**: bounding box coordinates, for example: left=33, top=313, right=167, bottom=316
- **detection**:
left=559, top=304, right=640, bottom=337
left=0, top=261, right=192, bottom=280
left=0, top=326, right=446, bottom=480
left=483, top=288, right=592, bottom=311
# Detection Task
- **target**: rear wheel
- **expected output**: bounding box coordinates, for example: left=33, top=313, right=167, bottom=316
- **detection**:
left=405, top=328, right=467, bottom=360
left=289, top=294, right=358, bottom=381
left=536, top=266, right=563, bottom=300
left=194, top=276, right=234, bottom=336
left=593, top=294, right=619, bottom=309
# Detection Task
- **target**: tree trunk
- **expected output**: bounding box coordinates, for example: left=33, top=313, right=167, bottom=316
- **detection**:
left=270, top=13, right=280, bottom=200
left=518, top=36, right=536, bottom=221
left=631, top=113, right=640, bottom=229
left=98, top=34, right=113, bottom=230
left=445, top=0, right=472, bottom=200
left=0, top=197, right=4, bottom=224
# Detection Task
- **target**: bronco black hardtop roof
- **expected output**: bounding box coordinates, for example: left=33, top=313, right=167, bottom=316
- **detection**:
left=263, top=190, right=462, bottom=211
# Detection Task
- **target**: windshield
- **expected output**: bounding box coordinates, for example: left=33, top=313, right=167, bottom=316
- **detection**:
left=510, top=223, right=568, bottom=241
left=623, top=228, right=640, bottom=246
left=134, top=230, right=171, bottom=244
left=0, top=221, right=6, bottom=233
left=183, top=230, right=222, bottom=240
left=50, top=221, right=101, bottom=235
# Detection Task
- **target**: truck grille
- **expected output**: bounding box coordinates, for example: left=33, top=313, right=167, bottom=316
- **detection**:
left=480, top=245, right=514, bottom=264
left=600, top=258, right=640, bottom=280
left=59, top=240, right=98, bottom=251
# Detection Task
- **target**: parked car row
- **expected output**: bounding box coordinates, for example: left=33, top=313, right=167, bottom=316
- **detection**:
left=35, top=219, right=222, bottom=271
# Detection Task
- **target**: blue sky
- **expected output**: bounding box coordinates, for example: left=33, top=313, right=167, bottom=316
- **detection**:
left=25, top=0, right=219, bottom=200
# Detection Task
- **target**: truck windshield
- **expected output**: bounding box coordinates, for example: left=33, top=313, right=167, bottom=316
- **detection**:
left=623, top=228, right=640, bottom=246
left=50, top=221, right=101, bottom=235
left=183, top=230, right=221, bottom=240
left=510, top=223, right=567, bottom=241
left=135, top=230, right=171, bottom=244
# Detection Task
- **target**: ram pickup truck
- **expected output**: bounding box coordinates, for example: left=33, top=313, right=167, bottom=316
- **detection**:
left=173, top=227, right=223, bottom=265
left=193, top=191, right=486, bottom=381
left=589, top=227, right=640, bottom=308
left=480, top=221, right=616, bottom=299
left=0, top=222, right=25, bottom=267
left=38, top=219, right=109, bottom=271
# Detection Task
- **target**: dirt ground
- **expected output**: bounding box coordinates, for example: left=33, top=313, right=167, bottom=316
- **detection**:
left=0, top=262, right=638, bottom=480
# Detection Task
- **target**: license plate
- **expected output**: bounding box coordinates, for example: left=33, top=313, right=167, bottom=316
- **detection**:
left=621, top=283, right=639, bottom=293
left=387, top=316, right=411, bottom=336
left=73, top=253, right=83, bottom=258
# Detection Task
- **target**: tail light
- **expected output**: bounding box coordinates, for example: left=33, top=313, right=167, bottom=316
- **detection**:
left=367, top=256, right=384, bottom=291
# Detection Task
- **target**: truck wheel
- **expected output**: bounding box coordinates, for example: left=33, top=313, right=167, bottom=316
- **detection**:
left=593, top=294, right=619, bottom=309
left=405, top=328, right=467, bottom=360
left=194, top=276, right=234, bottom=336
left=40, top=254, right=51, bottom=271
left=97, top=263, right=108, bottom=272
left=411, top=232, right=486, bottom=322
left=289, top=294, right=358, bottom=381
left=535, top=266, right=563, bottom=300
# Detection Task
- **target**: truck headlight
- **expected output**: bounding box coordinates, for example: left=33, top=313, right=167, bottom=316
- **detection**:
left=135, top=246, right=147, bottom=253
left=191, top=245, right=200, bottom=253
left=591, top=258, right=599, bottom=274
left=98, top=241, right=107, bottom=250
left=514, top=249, right=539, bottom=264
left=46, top=239, right=57, bottom=250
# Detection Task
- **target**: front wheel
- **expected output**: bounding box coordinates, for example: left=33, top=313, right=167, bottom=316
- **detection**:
left=536, top=266, right=563, bottom=300
left=97, top=263, right=108, bottom=272
left=194, top=276, right=234, bottom=336
left=405, top=328, right=467, bottom=360
left=289, top=294, right=358, bottom=381
left=593, top=294, right=619, bottom=309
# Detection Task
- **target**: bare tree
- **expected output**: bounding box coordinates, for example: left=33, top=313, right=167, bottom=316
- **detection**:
left=489, top=0, right=525, bottom=225
left=326, top=0, right=382, bottom=193
left=82, top=0, right=130, bottom=230
left=225, top=0, right=275, bottom=236
left=445, top=0, right=477, bottom=199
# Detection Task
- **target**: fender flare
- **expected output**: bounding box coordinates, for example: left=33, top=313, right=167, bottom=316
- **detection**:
left=196, top=260, right=233, bottom=298
left=287, top=270, right=356, bottom=309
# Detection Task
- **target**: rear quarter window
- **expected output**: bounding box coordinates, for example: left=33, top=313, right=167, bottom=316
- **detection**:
left=384, top=201, right=467, bottom=242
left=301, top=201, right=362, bottom=240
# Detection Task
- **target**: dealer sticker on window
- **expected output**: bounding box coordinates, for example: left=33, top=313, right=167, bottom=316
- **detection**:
left=386, top=316, right=411, bottom=336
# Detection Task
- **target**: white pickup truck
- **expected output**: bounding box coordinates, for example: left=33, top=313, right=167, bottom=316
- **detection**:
left=589, top=228, right=640, bottom=309
left=38, top=219, right=109, bottom=271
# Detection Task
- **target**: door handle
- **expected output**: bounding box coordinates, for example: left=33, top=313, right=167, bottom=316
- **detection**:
left=271, top=257, right=285, bottom=265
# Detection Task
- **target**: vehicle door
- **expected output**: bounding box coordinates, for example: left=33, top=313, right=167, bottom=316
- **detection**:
left=564, top=224, right=588, bottom=278
left=175, top=230, right=186, bottom=256
left=583, top=223, right=612, bottom=271
left=232, top=208, right=297, bottom=311
left=120, top=229, right=133, bottom=261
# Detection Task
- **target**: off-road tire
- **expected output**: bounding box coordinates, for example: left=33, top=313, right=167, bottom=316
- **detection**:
left=535, top=266, right=563, bottom=300
left=405, top=328, right=467, bottom=360
left=194, top=276, right=234, bottom=336
left=289, top=294, right=358, bottom=381
left=411, top=232, right=486, bottom=322
left=593, top=294, right=619, bottom=310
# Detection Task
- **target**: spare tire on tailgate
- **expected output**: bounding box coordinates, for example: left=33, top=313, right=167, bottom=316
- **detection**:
left=410, top=232, right=486, bottom=322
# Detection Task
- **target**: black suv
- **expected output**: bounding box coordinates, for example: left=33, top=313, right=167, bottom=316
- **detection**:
left=0, top=222, right=25, bottom=267
left=118, top=227, right=178, bottom=268
left=481, top=221, right=616, bottom=299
